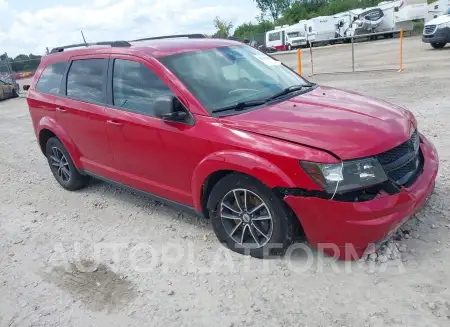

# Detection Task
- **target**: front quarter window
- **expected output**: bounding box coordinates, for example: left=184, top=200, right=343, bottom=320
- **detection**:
left=159, top=45, right=311, bottom=115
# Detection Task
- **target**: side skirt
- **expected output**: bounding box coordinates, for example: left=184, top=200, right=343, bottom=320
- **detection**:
left=81, top=170, right=202, bottom=217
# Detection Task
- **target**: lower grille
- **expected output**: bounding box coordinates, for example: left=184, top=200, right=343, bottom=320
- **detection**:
left=377, top=130, right=422, bottom=185
left=424, top=25, right=436, bottom=35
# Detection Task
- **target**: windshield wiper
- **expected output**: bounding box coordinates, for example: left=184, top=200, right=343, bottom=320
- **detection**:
left=211, top=100, right=266, bottom=113
left=265, top=85, right=310, bottom=102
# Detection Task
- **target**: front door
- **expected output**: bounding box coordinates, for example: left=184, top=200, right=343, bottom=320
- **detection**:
left=104, top=55, right=195, bottom=205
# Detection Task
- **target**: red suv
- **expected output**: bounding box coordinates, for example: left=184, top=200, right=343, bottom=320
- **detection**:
left=27, top=35, right=438, bottom=259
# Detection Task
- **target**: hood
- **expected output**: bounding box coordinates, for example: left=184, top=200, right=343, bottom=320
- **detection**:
left=221, top=86, right=416, bottom=160
left=426, top=15, right=450, bottom=26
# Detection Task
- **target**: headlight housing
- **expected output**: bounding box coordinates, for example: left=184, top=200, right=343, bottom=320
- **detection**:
left=301, top=158, right=388, bottom=193
left=437, top=22, right=450, bottom=29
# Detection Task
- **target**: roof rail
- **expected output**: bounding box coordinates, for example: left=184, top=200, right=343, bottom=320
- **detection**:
left=49, top=41, right=131, bottom=54
left=130, top=34, right=207, bottom=42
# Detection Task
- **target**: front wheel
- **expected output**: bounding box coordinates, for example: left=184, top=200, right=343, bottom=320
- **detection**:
left=207, top=173, right=298, bottom=258
left=431, top=42, right=446, bottom=49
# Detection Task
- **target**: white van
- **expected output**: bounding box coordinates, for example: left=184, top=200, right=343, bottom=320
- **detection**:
left=423, top=6, right=450, bottom=48
left=284, top=24, right=307, bottom=49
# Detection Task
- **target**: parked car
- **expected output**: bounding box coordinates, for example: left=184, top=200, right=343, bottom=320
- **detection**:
left=0, top=77, right=19, bottom=100
left=423, top=6, right=450, bottom=49
left=26, top=35, right=438, bottom=260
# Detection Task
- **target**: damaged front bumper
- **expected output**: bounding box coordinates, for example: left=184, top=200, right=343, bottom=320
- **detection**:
left=283, top=134, right=439, bottom=260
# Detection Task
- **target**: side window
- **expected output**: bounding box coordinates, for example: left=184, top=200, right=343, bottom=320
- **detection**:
left=268, top=32, right=280, bottom=42
left=36, top=62, right=68, bottom=94
left=66, top=59, right=107, bottom=103
left=112, top=59, right=173, bottom=116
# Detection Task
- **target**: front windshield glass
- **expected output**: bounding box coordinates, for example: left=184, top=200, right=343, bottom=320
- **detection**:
left=159, top=45, right=310, bottom=114
left=287, top=32, right=300, bottom=38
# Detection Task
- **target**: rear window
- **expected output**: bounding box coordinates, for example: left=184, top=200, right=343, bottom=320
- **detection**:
left=66, top=59, right=107, bottom=103
left=36, top=62, right=68, bottom=94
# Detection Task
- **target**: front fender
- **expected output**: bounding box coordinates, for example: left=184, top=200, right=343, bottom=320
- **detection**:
left=37, top=116, right=82, bottom=168
left=191, top=150, right=297, bottom=211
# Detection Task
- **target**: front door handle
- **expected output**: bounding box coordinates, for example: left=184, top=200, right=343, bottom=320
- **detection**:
left=56, top=107, right=67, bottom=113
left=107, top=119, right=124, bottom=127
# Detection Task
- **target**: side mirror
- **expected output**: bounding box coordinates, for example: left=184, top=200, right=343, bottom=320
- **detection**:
left=154, top=96, right=189, bottom=123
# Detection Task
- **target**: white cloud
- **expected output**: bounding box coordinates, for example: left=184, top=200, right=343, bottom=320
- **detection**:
left=1, top=0, right=260, bottom=56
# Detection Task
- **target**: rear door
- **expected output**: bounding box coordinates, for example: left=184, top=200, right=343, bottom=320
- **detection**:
left=57, top=55, right=114, bottom=173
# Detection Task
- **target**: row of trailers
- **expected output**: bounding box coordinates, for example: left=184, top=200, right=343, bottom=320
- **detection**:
left=265, top=0, right=444, bottom=50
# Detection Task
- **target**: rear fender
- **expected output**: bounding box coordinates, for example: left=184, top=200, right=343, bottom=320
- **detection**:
left=191, top=150, right=296, bottom=211
left=37, top=116, right=82, bottom=168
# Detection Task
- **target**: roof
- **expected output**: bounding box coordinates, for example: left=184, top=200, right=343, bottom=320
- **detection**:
left=43, top=38, right=241, bottom=63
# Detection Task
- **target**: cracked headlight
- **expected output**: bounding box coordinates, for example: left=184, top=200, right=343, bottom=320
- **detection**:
left=301, top=158, right=388, bottom=193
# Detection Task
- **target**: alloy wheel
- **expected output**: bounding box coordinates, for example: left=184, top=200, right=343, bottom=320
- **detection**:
left=220, top=188, right=273, bottom=248
left=49, top=147, right=71, bottom=183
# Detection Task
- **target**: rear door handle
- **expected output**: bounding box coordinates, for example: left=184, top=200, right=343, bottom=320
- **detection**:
left=56, top=107, right=67, bottom=113
left=107, top=119, right=124, bottom=127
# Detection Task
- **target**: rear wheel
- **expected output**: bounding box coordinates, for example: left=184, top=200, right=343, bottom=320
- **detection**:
left=207, top=173, right=298, bottom=258
left=431, top=42, right=446, bottom=49
left=45, top=137, right=88, bottom=191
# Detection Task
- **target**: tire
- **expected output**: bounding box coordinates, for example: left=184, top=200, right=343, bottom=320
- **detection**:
left=207, top=173, right=298, bottom=258
left=45, top=137, right=88, bottom=191
left=431, top=42, right=446, bottom=49
left=12, top=89, right=18, bottom=98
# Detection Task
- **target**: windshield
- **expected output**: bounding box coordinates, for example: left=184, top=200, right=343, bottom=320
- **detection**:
left=287, top=32, right=301, bottom=38
left=159, top=45, right=310, bottom=114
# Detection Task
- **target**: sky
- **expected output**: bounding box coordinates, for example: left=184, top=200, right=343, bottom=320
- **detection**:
left=0, top=0, right=260, bottom=57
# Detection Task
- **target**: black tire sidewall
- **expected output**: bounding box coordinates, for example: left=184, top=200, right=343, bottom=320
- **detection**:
left=45, top=137, right=86, bottom=190
left=207, top=173, right=294, bottom=258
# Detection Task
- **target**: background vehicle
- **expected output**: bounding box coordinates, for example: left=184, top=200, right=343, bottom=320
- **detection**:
left=428, top=0, right=450, bottom=20
left=284, top=24, right=307, bottom=49
left=305, top=16, right=337, bottom=44
left=423, top=5, right=450, bottom=48
left=265, top=26, right=289, bottom=51
left=257, top=44, right=277, bottom=53
left=0, top=77, right=19, bottom=100
left=376, top=0, right=428, bottom=34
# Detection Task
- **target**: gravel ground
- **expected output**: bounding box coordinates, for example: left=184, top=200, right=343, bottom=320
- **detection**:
left=1, top=36, right=450, bottom=327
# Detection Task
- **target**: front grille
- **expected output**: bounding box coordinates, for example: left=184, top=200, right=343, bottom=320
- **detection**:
left=377, top=130, right=422, bottom=185
left=424, top=25, right=436, bottom=35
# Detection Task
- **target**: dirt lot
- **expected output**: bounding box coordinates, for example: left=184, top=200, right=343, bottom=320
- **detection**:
left=1, top=36, right=450, bottom=327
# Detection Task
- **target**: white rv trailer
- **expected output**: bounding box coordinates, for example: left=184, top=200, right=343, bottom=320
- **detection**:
left=334, top=11, right=354, bottom=38
left=376, top=0, right=428, bottom=33
left=427, top=0, right=450, bottom=21
left=284, top=24, right=308, bottom=49
left=345, top=7, right=386, bottom=36
left=265, top=25, right=290, bottom=51
left=305, top=16, right=337, bottom=44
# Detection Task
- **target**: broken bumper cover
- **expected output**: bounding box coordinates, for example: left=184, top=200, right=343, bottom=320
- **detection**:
left=284, top=134, right=439, bottom=260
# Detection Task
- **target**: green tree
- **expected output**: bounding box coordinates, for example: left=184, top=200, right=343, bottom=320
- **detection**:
left=213, top=16, right=233, bottom=38
left=254, top=0, right=292, bottom=22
